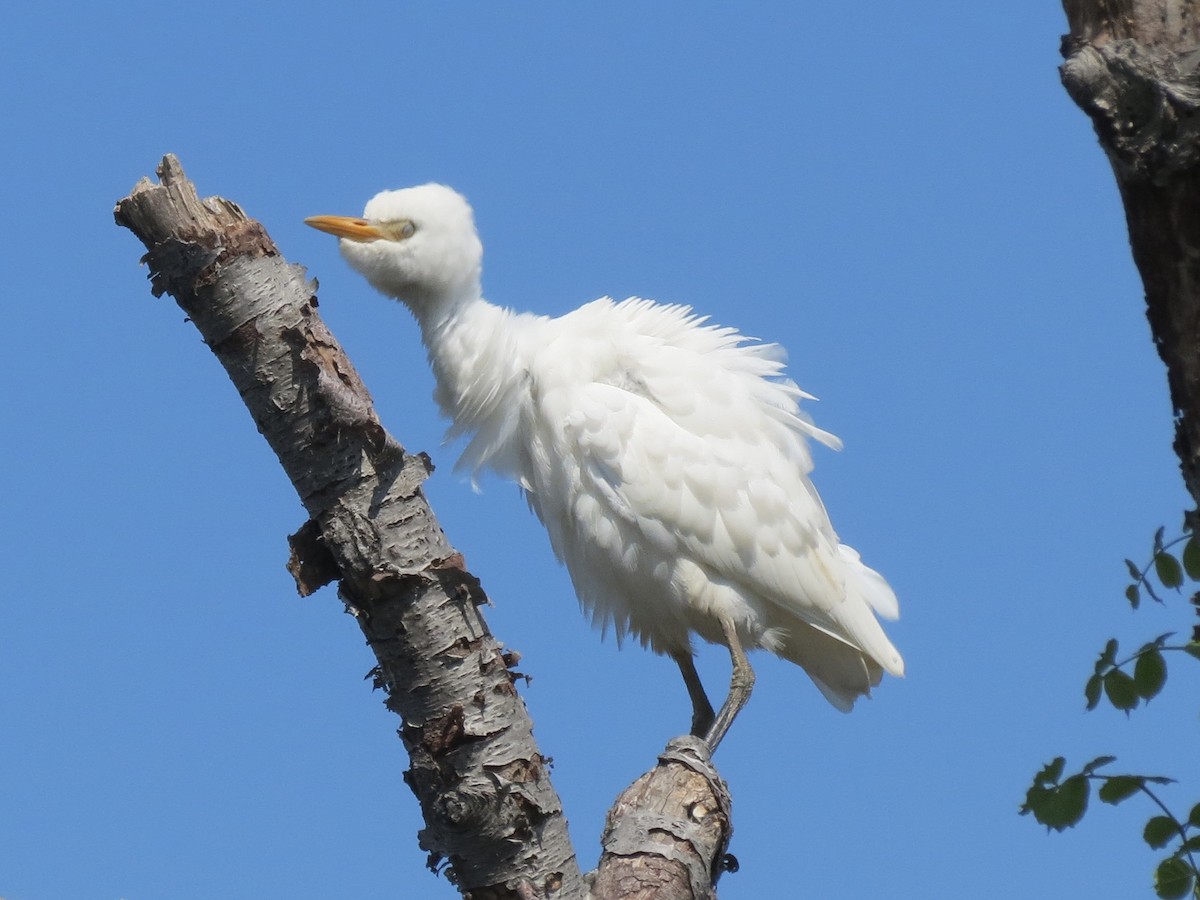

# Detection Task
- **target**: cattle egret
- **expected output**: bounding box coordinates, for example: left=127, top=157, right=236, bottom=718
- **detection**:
left=306, top=185, right=903, bottom=752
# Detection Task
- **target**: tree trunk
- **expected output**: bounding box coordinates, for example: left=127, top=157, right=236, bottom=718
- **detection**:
left=1060, top=0, right=1200, bottom=509
left=114, top=156, right=733, bottom=899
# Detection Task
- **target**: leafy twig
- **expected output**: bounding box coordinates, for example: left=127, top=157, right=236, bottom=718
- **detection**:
left=1023, top=528, right=1200, bottom=898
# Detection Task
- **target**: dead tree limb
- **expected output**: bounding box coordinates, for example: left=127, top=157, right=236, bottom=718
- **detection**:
left=114, top=156, right=734, bottom=899
left=591, top=737, right=734, bottom=900
left=1060, top=0, right=1200, bottom=509
left=114, top=155, right=582, bottom=899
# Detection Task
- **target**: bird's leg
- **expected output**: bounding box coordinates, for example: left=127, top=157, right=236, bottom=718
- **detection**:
left=671, top=650, right=715, bottom=738
left=703, top=618, right=756, bottom=753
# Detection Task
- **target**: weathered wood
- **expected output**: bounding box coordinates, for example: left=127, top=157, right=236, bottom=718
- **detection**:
left=114, top=155, right=737, bottom=900
left=114, top=156, right=584, bottom=899
left=1060, top=0, right=1200, bottom=509
left=590, top=737, right=734, bottom=900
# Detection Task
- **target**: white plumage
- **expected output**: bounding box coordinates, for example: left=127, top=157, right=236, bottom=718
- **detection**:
left=307, top=185, right=903, bottom=751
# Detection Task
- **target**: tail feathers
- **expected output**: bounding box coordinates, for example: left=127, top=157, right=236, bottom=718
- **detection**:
left=825, top=599, right=904, bottom=680
left=777, top=620, right=886, bottom=711
left=773, top=541, right=904, bottom=710
left=838, top=544, right=899, bottom=619
left=828, top=544, right=905, bottom=678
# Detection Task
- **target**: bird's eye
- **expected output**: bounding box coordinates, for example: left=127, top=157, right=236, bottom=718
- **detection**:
left=380, top=220, right=417, bottom=241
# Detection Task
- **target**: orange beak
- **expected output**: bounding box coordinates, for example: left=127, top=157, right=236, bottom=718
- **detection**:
left=304, top=215, right=385, bottom=242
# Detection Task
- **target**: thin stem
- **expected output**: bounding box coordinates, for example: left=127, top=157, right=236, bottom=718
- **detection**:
left=1111, top=643, right=1197, bottom=672
left=1138, top=783, right=1197, bottom=873
left=1134, top=533, right=1192, bottom=603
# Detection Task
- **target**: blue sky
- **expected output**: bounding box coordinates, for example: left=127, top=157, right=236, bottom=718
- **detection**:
left=3, top=3, right=1195, bottom=898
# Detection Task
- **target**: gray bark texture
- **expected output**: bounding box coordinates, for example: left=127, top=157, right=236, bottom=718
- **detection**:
left=1061, top=0, right=1200, bottom=509
left=114, top=156, right=734, bottom=899
left=591, top=737, right=734, bottom=900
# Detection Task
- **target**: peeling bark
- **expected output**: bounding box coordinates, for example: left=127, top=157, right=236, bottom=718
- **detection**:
left=1060, top=0, right=1200, bottom=509
left=590, top=738, right=734, bottom=900
left=114, top=157, right=735, bottom=899
left=115, top=156, right=581, bottom=899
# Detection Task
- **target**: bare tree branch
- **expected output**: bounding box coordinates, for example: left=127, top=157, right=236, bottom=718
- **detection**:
left=114, top=156, right=735, bottom=899
left=114, top=156, right=582, bottom=899
left=591, top=737, right=734, bottom=900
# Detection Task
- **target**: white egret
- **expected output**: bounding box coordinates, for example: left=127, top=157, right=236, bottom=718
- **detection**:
left=306, top=185, right=903, bottom=752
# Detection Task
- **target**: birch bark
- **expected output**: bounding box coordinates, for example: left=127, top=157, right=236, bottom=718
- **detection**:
left=115, top=156, right=734, bottom=899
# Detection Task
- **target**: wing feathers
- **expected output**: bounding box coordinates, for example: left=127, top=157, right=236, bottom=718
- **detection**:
left=480, top=296, right=902, bottom=707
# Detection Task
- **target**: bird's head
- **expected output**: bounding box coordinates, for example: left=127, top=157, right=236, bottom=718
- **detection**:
left=306, top=183, right=483, bottom=315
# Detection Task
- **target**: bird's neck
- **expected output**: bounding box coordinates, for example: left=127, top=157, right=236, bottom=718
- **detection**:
left=414, top=291, right=536, bottom=453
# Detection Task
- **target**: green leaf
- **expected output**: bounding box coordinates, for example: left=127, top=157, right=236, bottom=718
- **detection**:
left=1185, top=643, right=1200, bottom=662
left=1177, top=835, right=1200, bottom=855
left=1044, top=775, right=1089, bottom=831
left=1097, top=639, right=1119, bottom=673
left=1153, top=856, right=1193, bottom=900
left=1183, top=537, right=1200, bottom=579
left=1156, top=552, right=1184, bottom=590
left=1145, top=815, right=1180, bottom=850
left=1189, top=803, right=1200, bottom=829
left=1021, top=768, right=1089, bottom=831
left=1125, top=583, right=1141, bottom=608
left=1104, top=669, right=1140, bottom=711
left=1085, top=674, right=1103, bottom=710
left=1082, top=755, right=1117, bottom=775
left=1039, top=756, right=1066, bottom=786
left=1134, top=649, right=1168, bottom=700
left=1155, top=526, right=1167, bottom=553
left=1055, top=775, right=1089, bottom=827
left=1098, top=776, right=1143, bottom=805
left=1127, top=558, right=1143, bottom=581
